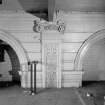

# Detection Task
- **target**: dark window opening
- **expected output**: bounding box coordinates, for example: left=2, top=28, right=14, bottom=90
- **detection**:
left=0, top=40, right=21, bottom=87
left=0, top=45, right=4, bottom=62
left=0, top=0, right=2, bottom=4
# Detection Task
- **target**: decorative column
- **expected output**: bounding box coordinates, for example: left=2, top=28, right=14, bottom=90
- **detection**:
left=33, top=19, right=66, bottom=88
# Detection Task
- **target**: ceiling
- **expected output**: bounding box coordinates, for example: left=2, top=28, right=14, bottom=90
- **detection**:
left=18, top=0, right=105, bottom=12
left=0, top=0, right=105, bottom=21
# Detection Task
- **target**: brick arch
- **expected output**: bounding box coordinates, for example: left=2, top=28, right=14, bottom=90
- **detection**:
left=74, top=29, right=105, bottom=71
left=0, top=30, right=29, bottom=86
left=0, top=30, right=28, bottom=65
left=4, top=45, right=21, bottom=83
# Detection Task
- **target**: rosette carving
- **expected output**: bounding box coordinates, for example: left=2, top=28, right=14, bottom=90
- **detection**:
left=33, top=20, right=44, bottom=32
left=57, top=20, right=65, bottom=33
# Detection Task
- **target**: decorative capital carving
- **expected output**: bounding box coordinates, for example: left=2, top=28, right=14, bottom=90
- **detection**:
left=33, top=20, right=66, bottom=33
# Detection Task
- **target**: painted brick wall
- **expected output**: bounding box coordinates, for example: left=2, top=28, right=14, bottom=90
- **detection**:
left=54, top=10, right=105, bottom=87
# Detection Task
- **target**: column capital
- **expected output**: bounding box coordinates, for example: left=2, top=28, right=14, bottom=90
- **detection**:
left=33, top=19, right=66, bottom=33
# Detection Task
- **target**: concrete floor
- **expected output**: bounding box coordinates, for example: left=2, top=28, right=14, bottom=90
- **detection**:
left=0, top=85, right=83, bottom=105
left=1, top=82, right=105, bottom=105
left=78, top=81, right=105, bottom=105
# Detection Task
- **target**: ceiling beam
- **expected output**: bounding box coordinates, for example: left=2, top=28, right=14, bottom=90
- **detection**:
left=48, top=0, right=55, bottom=21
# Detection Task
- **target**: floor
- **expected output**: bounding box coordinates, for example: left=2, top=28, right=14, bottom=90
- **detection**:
left=78, top=81, right=105, bottom=105
left=0, top=82, right=105, bottom=105
left=0, top=85, right=83, bottom=105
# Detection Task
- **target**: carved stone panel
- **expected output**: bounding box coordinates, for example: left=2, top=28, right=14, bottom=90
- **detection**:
left=45, top=43, right=58, bottom=88
left=33, top=19, right=66, bottom=33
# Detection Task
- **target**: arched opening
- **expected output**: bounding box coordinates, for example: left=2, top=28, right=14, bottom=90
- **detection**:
left=74, top=29, right=105, bottom=86
left=0, top=40, right=21, bottom=87
left=0, top=30, right=28, bottom=88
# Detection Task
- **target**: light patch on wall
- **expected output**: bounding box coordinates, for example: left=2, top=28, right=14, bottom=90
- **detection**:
left=82, top=39, right=105, bottom=81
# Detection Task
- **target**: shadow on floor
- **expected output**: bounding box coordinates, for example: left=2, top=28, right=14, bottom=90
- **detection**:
left=78, top=81, right=105, bottom=105
left=0, top=81, right=20, bottom=88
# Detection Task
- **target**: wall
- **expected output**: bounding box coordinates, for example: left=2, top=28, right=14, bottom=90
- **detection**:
left=19, top=0, right=48, bottom=11
left=0, top=0, right=23, bottom=10
left=0, top=11, right=42, bottom=87
left=54, top=11, right=105, bottom=87
left=55, top=0, right=105, bottom=12
left=0, top=45, right=20, bottom=82
left=0, top=0, right=45, bottom=87
left=1, top=10, right=105, bottom=87
left=5, top=45, right=20, bottom=82
left=1, top=0, right=105, bottom=87
left=0, top=10, right=105, bottom=87
left=0, top=0, right=48, bottom=11
left=82, top=39, right=105, bottom=81
left=0, top=50, right=12, bottom=81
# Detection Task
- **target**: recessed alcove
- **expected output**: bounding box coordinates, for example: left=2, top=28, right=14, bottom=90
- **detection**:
left=75, top=29, right=105, bottom=86
left=82, top=38, right=105, bottom=85
left=0, top=30, right=28, bottom=88
left=0, top=40, right=21, bottom=87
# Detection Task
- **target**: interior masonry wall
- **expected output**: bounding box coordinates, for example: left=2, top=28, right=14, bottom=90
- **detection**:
left=0, top=0, right=23, bottom=10
left=0, top=11, right=42, bottom=87
left=54, top=11, right=105, bottom=87
left=0, top=10, right=105, bottom=87
left=0, top=45, right=20, bottom=82
left=18, top=0, right=48, bottom=11
left=55, top=0, right=105, bottom=12
left=0, top=0, right=48, bottom=12
left=0, top=50, right=12, bottom=81
left=5, top=45, right=20, bottom=82
left=82, top=38, right=105, bottom=81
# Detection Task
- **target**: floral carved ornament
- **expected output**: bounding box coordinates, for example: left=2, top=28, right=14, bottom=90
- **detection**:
left=33, top=20, right=66, bottom=33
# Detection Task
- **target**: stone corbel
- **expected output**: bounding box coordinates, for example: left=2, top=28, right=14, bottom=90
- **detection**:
left=33, top=19, right=66, bottom=33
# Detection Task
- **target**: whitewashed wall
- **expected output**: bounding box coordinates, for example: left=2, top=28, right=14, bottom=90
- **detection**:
left=54, top=11, right=105, bottom=87
left=0, top=11, right=42, bottom=87
left=0, top=11, right=105, bottom=87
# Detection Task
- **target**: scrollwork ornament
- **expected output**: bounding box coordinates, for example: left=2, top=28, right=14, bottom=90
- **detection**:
left=33, top=19, right=66, bottom=33
left=56, top=20, right=63, bottom=26
left=33, top=20, right=44, bottom=33
left=36, top=24, right=44, bottom=32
